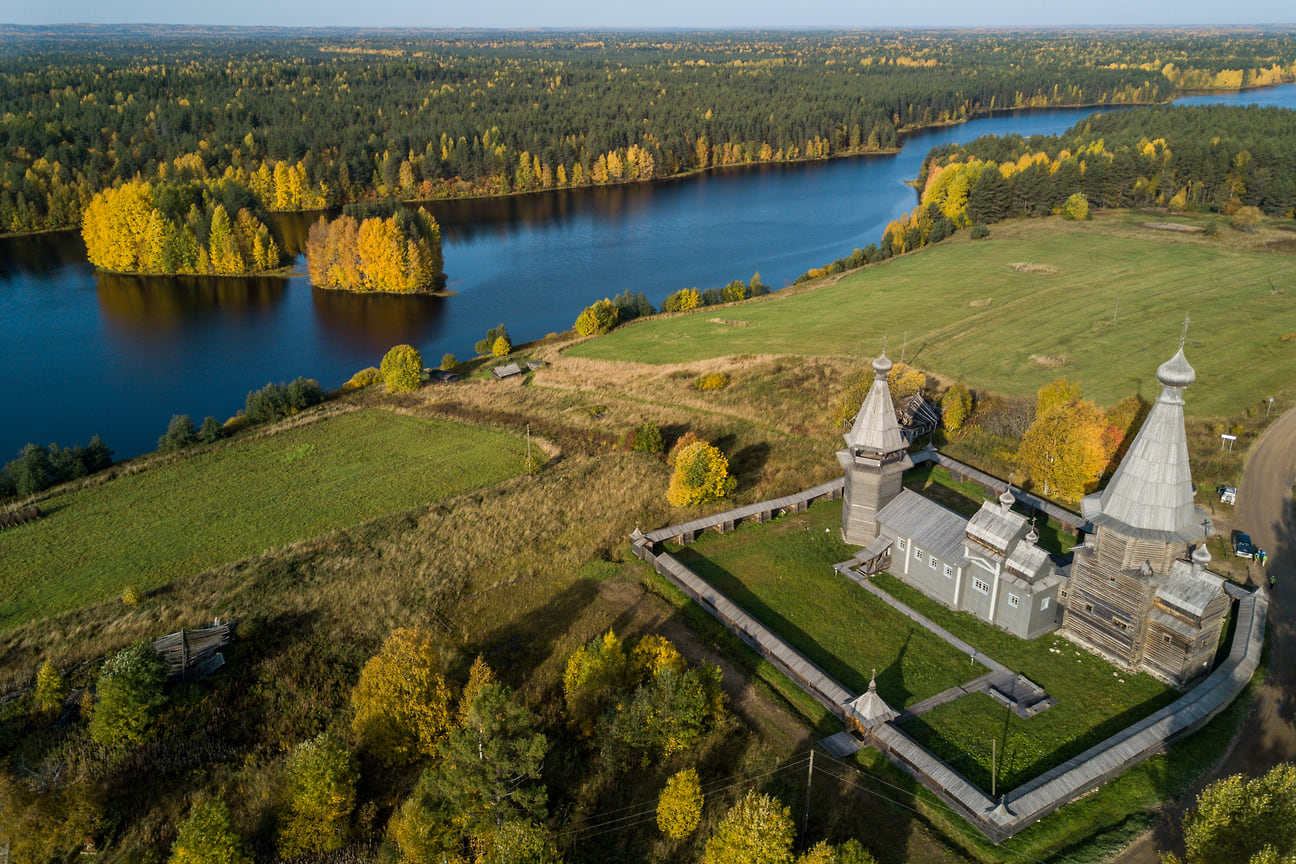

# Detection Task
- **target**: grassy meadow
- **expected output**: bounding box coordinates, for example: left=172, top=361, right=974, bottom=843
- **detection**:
left=670, top=500, right=988, bottom=703
left=0, top=409, right=527, bottom=630
left=570, top=214, right=1296, bottom=417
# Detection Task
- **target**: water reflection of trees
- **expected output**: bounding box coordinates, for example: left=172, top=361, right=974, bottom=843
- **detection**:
left=96, top=272, right=288, bottom=326
left=0, top=231, right=88, bottom=277
left=311, top=288, right=446, bottom=355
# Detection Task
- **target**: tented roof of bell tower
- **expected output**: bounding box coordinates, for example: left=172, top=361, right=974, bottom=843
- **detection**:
left=1081, top=346, right=1202, bottom=544
left=844, top=353, right=908, bottom=454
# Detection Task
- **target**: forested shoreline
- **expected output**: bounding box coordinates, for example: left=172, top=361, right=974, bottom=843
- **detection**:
left=4, top=27, right=1296, bottom=237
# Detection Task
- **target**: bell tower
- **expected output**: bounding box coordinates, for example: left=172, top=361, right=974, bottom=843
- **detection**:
left=838, top=353, right=912, bottom=545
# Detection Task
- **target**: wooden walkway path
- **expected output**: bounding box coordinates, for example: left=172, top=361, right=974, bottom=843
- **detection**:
left=642, top=478, right=843, bottom=546
left=838, top=564, right=1013, bottom=676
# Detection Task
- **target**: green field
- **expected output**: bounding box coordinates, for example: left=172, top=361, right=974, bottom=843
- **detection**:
left=0, top=410, right=526, bottom=630
left=671, top=500, right=988, bottom=705
left=570, top=217, right=1296, bottom=416
left=877, top=573, right=1178, bottom=793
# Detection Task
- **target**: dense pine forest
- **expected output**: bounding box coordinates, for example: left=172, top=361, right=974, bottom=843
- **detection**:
left=4, top=27, right=1296, bottom=237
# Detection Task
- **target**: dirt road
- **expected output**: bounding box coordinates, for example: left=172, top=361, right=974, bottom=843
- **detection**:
left=1112, top=405, right=1296, bottom=864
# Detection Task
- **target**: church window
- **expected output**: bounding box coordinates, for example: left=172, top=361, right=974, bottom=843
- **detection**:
left=914, top=549, right=924, bottom=562
left=897, top=538, right=907, bottom=551
left=973, top=578, right=990, bottom=594
left=928, top=555, right=939, bottom=570
left=943, top=564, right=954, bottom=578
left=1163, top=634, right=1173, bottom=643
left=1008, top=593, right=1019, bottom=607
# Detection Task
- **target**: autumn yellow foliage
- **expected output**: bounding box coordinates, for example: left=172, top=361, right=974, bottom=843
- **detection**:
left=81, top=180, right=281, bottom=275
left=351, top=628, right=454, bottom=765
left=657, top=768, right=704, bottom=840
left=667, top=441, right=737, bottom=507
left=305, top=209, right=444, bottom=293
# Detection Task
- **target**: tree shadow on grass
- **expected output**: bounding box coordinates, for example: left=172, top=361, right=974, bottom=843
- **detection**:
left=729, top=442, right=771, bottom=492
left=470, top=577, right=603, bottom=684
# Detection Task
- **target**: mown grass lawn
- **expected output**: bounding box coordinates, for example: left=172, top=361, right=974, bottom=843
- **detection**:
left=876, top=573, right=1179, bottom=794
left=569, top=215, right=1296, bottom=416
left=0, top=410, right=526, bottom=630
left=669, top=499, right=987, bottom=705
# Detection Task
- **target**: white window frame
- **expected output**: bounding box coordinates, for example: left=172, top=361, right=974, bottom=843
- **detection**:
left=1008, top=593, right=1019, bottom=608
left=914, top=549, right=924, bottom=562
left=973, top=578, right=990, bottom=594
left=897, top=538, right=907, bottom=551
left=943, top=564, right=954, bottom=579
left=928, top=555, right=939, bottom=570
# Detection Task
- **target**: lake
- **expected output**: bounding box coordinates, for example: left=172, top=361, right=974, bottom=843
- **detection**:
left=2, top=85, right=1295, bottom=459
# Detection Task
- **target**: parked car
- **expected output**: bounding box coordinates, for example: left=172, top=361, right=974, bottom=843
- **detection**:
left=1233, top=531, right=1255, bottom=559
left=1217, top=485, right=1237, bottom=505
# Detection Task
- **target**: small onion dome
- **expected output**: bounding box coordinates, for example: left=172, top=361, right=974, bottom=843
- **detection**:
left=1027, top=526, right=1040, bottom=544
left=872, top=353, right=893, bottom=377
left=999, top=487, right=1015, bottom=509
left=1192, top=543, right=1212, bottom=567
left=1157, top=347, right=1196, bottom=389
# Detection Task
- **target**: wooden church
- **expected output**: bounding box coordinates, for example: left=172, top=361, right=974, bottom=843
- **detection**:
left=838, top=344, right=1229, bottom=685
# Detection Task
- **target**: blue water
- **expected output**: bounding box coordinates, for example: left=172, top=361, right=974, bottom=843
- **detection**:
left=2, top=85, right=1295, bottom=459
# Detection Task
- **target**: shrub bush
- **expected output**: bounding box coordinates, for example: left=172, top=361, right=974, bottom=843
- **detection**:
left=33, top=660, right=68, bottom=719
left=970, top=223, right=991, bottom=239
left=662, top=288, right=702, bottom=312
left=627, top=420, right=664, bottom=454
left=694, top=372, right=730, bottom=391
left=343, top=366, right=382, bottom=390
left=158, top=415, right=198, bottom=452
left=168, top=798, right=252, bottom=864
left=574, top=298, right=619, bottom=336
left=666, top=431, right=702, bottom=466
left=278, top=733, right=358, bottom=858
left=380, top=344, right=423, bottom=393
left=197, top=415, right=223, bottom=443
left=667, top=441, right=736, bottom=506
left=244, top=378, right=324, bottom=424
left=657, top=769, right=704, bottom=840
left=1061, top=192, right=1091, bottom=221
left=475, top=323, right=509, bottom=355
left=441, top=353, right=458, bottom=370
left=89, top=642, right=167, bottom=750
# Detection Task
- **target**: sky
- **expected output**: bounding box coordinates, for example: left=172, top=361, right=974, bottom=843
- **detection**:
left=6, top=0, right=1295, bottom=29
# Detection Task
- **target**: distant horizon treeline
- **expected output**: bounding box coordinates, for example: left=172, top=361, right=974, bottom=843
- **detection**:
left=5, top=29, right=1296, bottom=236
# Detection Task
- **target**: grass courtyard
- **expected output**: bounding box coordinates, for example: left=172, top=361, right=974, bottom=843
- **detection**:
left=670, top=496, right=1178, bottom=796
left=569, top=214, right=1296, bottom=417
left=0, top=409, right=527, bottom=630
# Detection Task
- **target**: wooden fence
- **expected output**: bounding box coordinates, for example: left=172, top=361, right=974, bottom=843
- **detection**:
left=152, top=621, right=235, bottom=679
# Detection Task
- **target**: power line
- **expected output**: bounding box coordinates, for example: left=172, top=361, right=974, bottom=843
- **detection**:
left=557, top=752, right=812, bottom=838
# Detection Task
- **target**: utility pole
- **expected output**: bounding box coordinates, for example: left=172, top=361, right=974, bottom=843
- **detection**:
left=991, top=738, right=997, bottom=799
left=801, top=750, right=815, bottom=840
